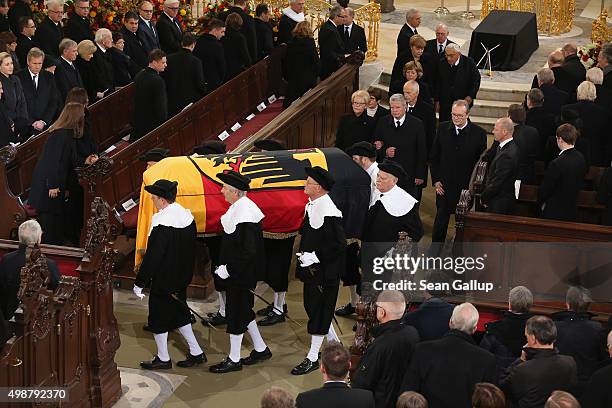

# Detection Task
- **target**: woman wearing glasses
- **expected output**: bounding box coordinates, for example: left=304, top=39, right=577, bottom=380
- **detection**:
left=334, top=89, right=375, bottom=151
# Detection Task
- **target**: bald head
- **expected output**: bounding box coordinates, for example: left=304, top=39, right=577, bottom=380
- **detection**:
left=376, top=290, right=406, bottom=322
left=493, top=117, right=514, bottom=143
left=449, top=302, right=479, bottom=334
left=435, top=23, right=449, bottom=44
left=548, top=51, right=564, bottom=68
left=561, top=43, right=577, bottom=57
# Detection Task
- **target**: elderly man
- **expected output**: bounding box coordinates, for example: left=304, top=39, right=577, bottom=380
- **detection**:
left=352, top=291, right=419, bottom=408
left=0, top=220, right=60, bottom=321
left=561, top=43, right=586, bottom=86
left=340, top=8, right=367, bottom=54
left=64, top=0, right=93, bottom=44
left=292, top=166, right=346, bottom=376
left=481, top=117, right=520, bottom=215
left=135, top=179, right=205, bottom=370
left=34, top=0, right=63, bottom=57
left=581, top=330, right=612, bottom=408
left=396, top=8, right=420, bottom=56
left=429, top=99, right=486, bottom=253
left=209, top=170, right=271, bottom=373
left=535, top=67, right=569, bottom=116
left=137, top=1, right=160, bottom=53
left=90, top=28, right=115, bottom=100
left=131, top=49, right=168, bottom=141
left=500, top=316, right=578, bottom=407
left=480, top=286, right=533, bottom=382
left=155, top=0, right=183, bottom=54
left=525, top=89, right=556, bottom=158
left=531, top=51, right=577, bottom=99
left=277, top=0, right=305, bottom=45
left=319, top=5, right=347, bottom=80
left=54, top=39, right=84, bottom=102
left=402, top=303, right=496, bottom=408
left=597, top=42, right=612, bottom=88
left=403, top=80, right=435, bottom=156
left=121, top=10, right=149, bottom=70
left=425, top=23, right=455, bottom=59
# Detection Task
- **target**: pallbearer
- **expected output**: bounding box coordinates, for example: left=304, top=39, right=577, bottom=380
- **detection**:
left=209, top=171, right=272, bottom=373
left=292, top=166, right=347, bottom=375
left=135, top=179, right=206, bottom=370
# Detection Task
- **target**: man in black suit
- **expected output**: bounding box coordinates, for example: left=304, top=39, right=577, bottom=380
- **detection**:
left=403, top=80, right=435, bottom=158
left=430, top=99, right=486, bottom=250
left=297, top=341, right=374, bottom=408
left=15, top=16, right=36, bottom=69
left=525, top=88, right=556, bottom=159
left=254, top=4, right=274, bottom=61
left=374, top=93, right=427, bottom=196
left=33, top=0, right=63, bottom=58
left=396, top=8, right=420, bottom=56
left=223, top=0, right=258, bottom=63
left=507, top=104, right=540, bottom=184
left=318, top=5, right=347, bottom=80
left=0, top=1, right=9, bottom=33
left=531, top=51, right=578, bottom=101
left=121, top=11, right=148, bottom=72
left=561, top=43, right=586, bottom=86
left=90, top=28, right=115, bottom=100
left=163, top=33, right=206, bottom=116
left=193, top=18, right=226, bottom=92
left=131, top=49, right=168, bottom=141
left=54, top=39, right=84, bottom=103
left=156, top=0, right=183, bottom=54
left=436, top=44, right=481, bottom=123
left=536, top=67, right=569, bottom=116
left=137, top=1, right=160, bottom=53
left=402, top=303, right=496, bottom=408
left=8, top=0, right=32, bottom=35
left=15, top=47, right=60, bottom=135
left=425, top=23, right=455, bottom=59
left=64, top=0, right=93, bottom=44
left=339, top=8, right=367, bottom=54
left=538, top=124, right=587, bottom=221
left=277, top=0, right=304, bottom=45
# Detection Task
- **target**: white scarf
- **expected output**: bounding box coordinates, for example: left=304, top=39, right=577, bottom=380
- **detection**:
left=369, top=185, right=417, bottom=217
left=283, top=7, right=305, bottom=23
left=149, top=202, right=194, bottom=236
left=305, top=194, right=342, bottom=229
left=221, top=196, right=264, bottom=234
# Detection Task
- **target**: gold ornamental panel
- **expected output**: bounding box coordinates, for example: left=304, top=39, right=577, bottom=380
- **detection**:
left=481, top=0, right=575, bottom=35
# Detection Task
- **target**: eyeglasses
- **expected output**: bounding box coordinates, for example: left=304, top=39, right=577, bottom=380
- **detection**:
left=352, top=101, right=366, bottom=106
left=451, top=113, right=467, bottom=118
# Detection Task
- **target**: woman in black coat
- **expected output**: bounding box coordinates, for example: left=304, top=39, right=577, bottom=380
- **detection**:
left=389, top=60, right=432, bottom=104
left=74, top=40, right=99, bottom=103
left=108, top=32, right=134, bottom=87
left=390, top=35, right=435, bottom=98
left=283, top=21, right=319, bottom=107
left=0, top=51, right=28, bottom=140
left=221, top=13, right=252, bottom=81
left=335, top=89, right=375, bottom=151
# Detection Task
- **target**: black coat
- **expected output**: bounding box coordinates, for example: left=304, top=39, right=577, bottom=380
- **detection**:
left=396, top=23, right=417, bottom=56
left=430, top=120, right=487, bottom=212
left=156, top=12, right=182, bottom=54
left=193, top=33, right=225, bottom=92
left=539, top=83, right=569, bottom=116
left=221, top=27, right=251, bottom=81
left=339, top=23, right=367, bottom=54
left=34, top=17, right=63, bottom=57
left=254, top=18, right=273, bottom=61
left=107, top=47, right=133, bottom=87
left=79, top=47, right=115, bottom=101
left=402, top=329, right=496, bottom=408
left=136, top=16, right=160, bottom=53
left=562, top=54, right=586, bottom=86
left=352, top=320, right=419, bottom=408
left=512, top=123, right=540, bottom=183
left=318, top=20, right=345, bottom=80
left=563, top=101, right=609, bottom=166
left=335, top=112, right=375, bottom=151
left=297, top=382, right=374, bottom=408
left=276, top=13, right=297, bottom=45
left=362, top=196, right=424, bottom=246
left=283, top=36, right=318, bottom=106
left=0, top=244, right=60, bottom=320
left=163, top=48, right=206, bottom=116
left=0, top=103, right=13, bottom=147
left=543, top=134, right=591, bottom=169
left=500, top=348, right=578, bottom=408
left=436, top=55, right=481, bottom=122
left=481, top=140, right=520, bottom=214
left=219, top=221, right=264, bottom=290
left=15, top=68, right=60, bottom=126
left=388, top=77, right=432, bottom=105
left=131, top=67, right=167, bottom=141
left=63, top=13, right=93, bottom=44
left=401, top=297, right=455, bottom=341
left=424, top=38, right=456, bottom=59
left=391, top=51, right=437, bottom=97
left=0, top=73, right=28, bottom=122
left=532, top=67, right=579, bottom=102
left=596, top=166, right=612, bottom=226
left=408, top=101, right=436, bottom=155
left=15, top=34, right=35, bottom=69
left=223, top=6, right=258, bottom=62
left=0, top=14, right=8, bottom=33
left=8, top=0, right=32, bottom=35
left=121, top=27, right=149, bottom=71
left=525, top=106, right=556, bottom=159
left=581, top=362, right=612, bottom=408
left=538, top=147, right=587, bottom=221
left=54, top=57, right=84, bottom=103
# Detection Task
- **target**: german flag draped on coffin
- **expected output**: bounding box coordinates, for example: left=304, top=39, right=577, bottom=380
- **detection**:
left=135, top=147, right=371, bottom=265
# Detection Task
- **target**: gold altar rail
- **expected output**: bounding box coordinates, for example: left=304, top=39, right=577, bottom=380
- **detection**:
left=480, top=0, right=575, bottom=35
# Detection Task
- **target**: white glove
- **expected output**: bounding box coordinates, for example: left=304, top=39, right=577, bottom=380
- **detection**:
left=298, top=251, right=320, bottom=267
left=214, top=264, right=229, bottom=279
left=133, top=285, right=145, bottom=300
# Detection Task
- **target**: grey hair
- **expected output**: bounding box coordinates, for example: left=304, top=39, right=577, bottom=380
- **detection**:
left=445, top=42, right=461, bottom=53
left=537, top=68, right=555, bottom=84
left=95, top=28, right=112, bottom=44
left=449, top=302, right=479, bottom=334
left=389, top=93, right=407, bottom=106
left=329, top=5, right=344, bottom=19
left=435, top=23, right=449, bottom=33
left=577, top=80, right=597, bottom=101
left=527, top=88, right=544, bottom=106
left=18, top=219, right=43, bottom=245
left=405, top=8, right=419, bottom=20
left=497, top=117, right=514, bottom=134
left=403, top=80, right=419, bottom=93
left=526, top=315, right=557, bottom=345
left=226, top=185, right=246, bottom=197
left=601, top=42, right=612, bottom=65
left=163, top=0, right=179, bottom=5
left=508, top=286, right=533, bottom=313
left=27, top=47, right=45, bottom=61
left=46, top=0, right=64, bottom=10
left=452, top=99, right=470, bottom=114
left=586, top=67, right=604, bottom=85
left=59, top=38, right=77, bottom=54
left=376, top=290, right=406, bottom=318
left=566, top=286, right=592, bottom=312
left=346, top=7, right=354, bottom=17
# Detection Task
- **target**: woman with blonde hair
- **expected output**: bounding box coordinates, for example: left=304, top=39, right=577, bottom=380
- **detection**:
left=335, top=89, right=374, bottom=150
left=74, top=39, right=102, bottom=102
left=283, top=20, right=319, bottom=107
left=0, top=51, right=28, bottom=139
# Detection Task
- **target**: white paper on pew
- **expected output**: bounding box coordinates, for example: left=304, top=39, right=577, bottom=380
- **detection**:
left=246, top=113, right=256, bottom=121
left=104, top=144, right=117, bottom=154
left=9, top=142, right=20, bottom=147
left=122, top=198, right=137, bottom=211
left=257, top=102, right=266, bottom=112
left=182, top=103, right=193, bottom=111
left=218, top=130, right=230, bottom=141
left=514, top=180, right=521, bottom=200
left=268, top=94, right=277, bottom=103
left=231, top=122, right=241, bottom=132
left=122, top=135, right=130, bottom=142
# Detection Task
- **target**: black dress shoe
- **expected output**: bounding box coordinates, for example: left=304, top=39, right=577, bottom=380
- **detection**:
left=209, top=357, right=243, bottom=373
left=140, top=356, right=172, bottom=370
left=258, top=311, right=286, bottom=326
left=291, top=358, right=319, bottom=375
left=241, top=347, right=272, bottom=365
left=177, top=352, right=207, bottom=368
left=143, top=324, right=152, bottom=332
left=256, top=304, right=273, bottom=316
left=203, top=312, right=227, bottom=326
left=335, top=303, right=356, bottom=316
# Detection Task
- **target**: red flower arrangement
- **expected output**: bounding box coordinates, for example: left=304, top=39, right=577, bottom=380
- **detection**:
left=578, top=43, right=602, bottom=69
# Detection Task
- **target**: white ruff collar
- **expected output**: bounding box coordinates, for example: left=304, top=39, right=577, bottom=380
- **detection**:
left=149, top=203, right=194, bottom=236
left=221, top=196, right=264, bottom=234
left=283, top=7, right=305, bottom=22
left=306, top=194, right=342, bottom=229
left=370, top=185, right=417, bottom=216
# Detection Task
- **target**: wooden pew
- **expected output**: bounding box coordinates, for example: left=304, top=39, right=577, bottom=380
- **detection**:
left=0, top=197, right=122, bottom=408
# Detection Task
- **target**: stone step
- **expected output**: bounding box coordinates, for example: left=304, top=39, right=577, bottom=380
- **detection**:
left=470, top=99, right=514, bottom=118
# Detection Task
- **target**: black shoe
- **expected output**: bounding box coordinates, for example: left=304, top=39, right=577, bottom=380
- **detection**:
left=258, top=311, right=286, bottom=326
left=352, top=323, right=357, bottom=332
left=177, top=352, right=207, bottom=368
left=140, top=356, right=172, bottom=370
left=241, top=347, right=272, bottom=365
left=335, top=303, right=356, bottom=317
left=143, top=324, right=152, bottom=332
left=256, top=304, right=273, bottom=316
left=291, top=358, right=319, bottom=375
left=209, top=357, right=242, bottom=373
left=204, top=312, right=227, bottom=326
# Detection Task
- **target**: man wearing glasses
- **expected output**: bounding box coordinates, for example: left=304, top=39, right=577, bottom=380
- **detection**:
left=137, top=0, right=160, bottom=53
left=34, top=0, right=64, bottom=57
left=64, top=0, right=93, bottom=44
left=156, top=0, right=183, bottom=54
